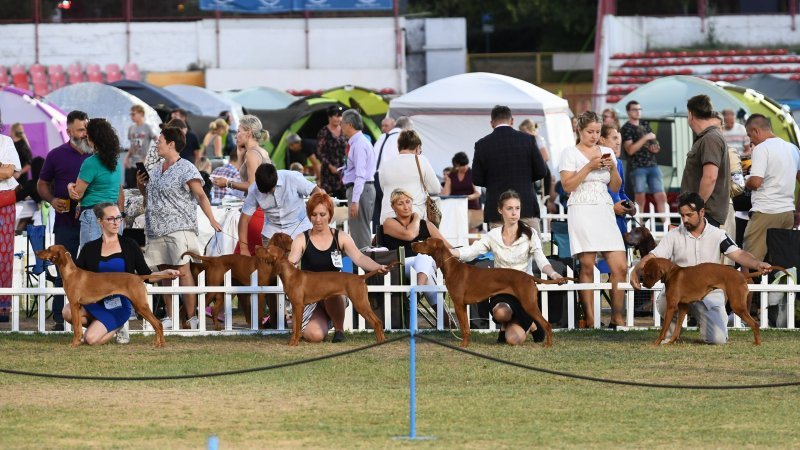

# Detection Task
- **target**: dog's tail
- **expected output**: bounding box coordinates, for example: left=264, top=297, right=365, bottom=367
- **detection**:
left=139, top=274, right=178, bottom=283
left=359, top=261, right=400, bottom=280
left=181, top=251, right=215, bottom=263
left=531, top=276, right=579, bottom=286
left=745, top=265, right=793, bottom=280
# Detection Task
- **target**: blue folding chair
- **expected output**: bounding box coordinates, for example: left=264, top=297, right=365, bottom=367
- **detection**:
left=24, top=225, right=56, bottom=318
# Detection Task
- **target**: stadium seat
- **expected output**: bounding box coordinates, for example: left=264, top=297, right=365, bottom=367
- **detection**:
left=48, top=65, right=66, bottom=89
left=0, top=66, right=7, bottom=86
left=662, top=51, right=675, bottom=58
left=123, top=63, right=141, bottom=81
left=645, top=51, right=658, bottom=58
left=105, top=63, right=122, bottom=83
left=694, top=50, right=707, bottom=57
left=12, top=72, right=29, bottom=91
left=32, top=72, right=48, bottom=96
left=86, top=70, right=103, bottom=83
left=67, top=63, right=84, bottom=84
left=29, top=64, right=45, bottom=77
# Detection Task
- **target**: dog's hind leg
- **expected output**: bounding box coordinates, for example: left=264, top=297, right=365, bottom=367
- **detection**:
left=729, top=287, right=761, bottom=345
left=349, top=287, right=385, bottom=343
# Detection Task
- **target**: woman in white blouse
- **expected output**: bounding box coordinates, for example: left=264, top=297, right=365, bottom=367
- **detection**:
left=0, top=114, right=22, bottom=320
left=377, top=130, right=441, bottom=224
left=451, top=190, right=562, bottom=345
left=558, top=111, right=627, bottom=329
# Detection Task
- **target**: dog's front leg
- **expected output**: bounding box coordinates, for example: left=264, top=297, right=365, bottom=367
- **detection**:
left=288, top=299, right=303, bottom=346
left=68, top=299, right=83, bottom=347
left=452, top=298, right=470, bottom=347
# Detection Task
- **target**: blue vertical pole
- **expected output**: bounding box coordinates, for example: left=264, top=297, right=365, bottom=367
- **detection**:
left=409, top=287, right=417, bottom=439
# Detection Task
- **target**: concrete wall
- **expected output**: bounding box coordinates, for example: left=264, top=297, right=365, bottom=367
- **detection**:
left=606, top=14, right=800, bottom=54
left=0, top=17, right=406, bottom=92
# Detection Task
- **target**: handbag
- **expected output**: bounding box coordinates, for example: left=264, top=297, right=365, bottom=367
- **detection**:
left=414, top=155, right=441, bottom=227
left=0, top=189, right=16, bottom=208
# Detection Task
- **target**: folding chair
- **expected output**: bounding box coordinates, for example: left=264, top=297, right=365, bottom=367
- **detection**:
left=765, top=228, right=800, bottom=327
left=24, top=225, right=56, bottom=318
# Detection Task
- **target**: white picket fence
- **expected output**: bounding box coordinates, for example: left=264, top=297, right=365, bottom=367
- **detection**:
left=5, top=199, right=798, bottom=335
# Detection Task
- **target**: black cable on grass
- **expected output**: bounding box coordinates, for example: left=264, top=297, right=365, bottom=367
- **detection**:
left=0, top=334, right=409, bottom=381
left=415, top=334, right=800, bottom=390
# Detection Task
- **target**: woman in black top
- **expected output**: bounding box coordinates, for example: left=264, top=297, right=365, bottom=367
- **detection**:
left=65, top=202, right=179, bottom=345
left=382, top=188, right=451, bottom=310
left=286, top=192, right=389, bottom=343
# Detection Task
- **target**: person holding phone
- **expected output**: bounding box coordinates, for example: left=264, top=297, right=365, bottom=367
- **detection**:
left=599, top=124, right=635, bottom=235
left=558, top=111, right=627, bottom=329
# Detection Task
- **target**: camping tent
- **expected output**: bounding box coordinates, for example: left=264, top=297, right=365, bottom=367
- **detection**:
left=614, top=75, right=799, bottom=191
left=388, top=72, right=575, bottom=176
left=48, top=82, right=162, bottom=150
left=250, top=97, right=381, bottom=170
left=0, top=86, right=67, bottom=158
left=222, top=87, right=297, bottom=111
left=110, top=80, right=202, bottom=119
left=320, top=86, right=389, bottom=122
left=737, top=74, right=800, bottom=112
left=164, top=84, right=244, bottom=130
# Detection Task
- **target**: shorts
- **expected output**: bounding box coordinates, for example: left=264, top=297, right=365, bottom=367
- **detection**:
left=84, top=295, right=133, bottom=332
left=631, top=166, right=664, bottom=194
left=145, top=230, right=200, bottom=267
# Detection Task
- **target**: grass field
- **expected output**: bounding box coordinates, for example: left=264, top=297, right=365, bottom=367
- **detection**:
left=2, top=328, right=800, bottom=449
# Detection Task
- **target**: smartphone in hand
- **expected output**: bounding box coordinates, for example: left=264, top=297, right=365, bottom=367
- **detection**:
left=135, top=162, right=149, bottom=179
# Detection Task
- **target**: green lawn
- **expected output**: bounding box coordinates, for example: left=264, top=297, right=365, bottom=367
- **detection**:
left=1, top=329, right=800, bottom=449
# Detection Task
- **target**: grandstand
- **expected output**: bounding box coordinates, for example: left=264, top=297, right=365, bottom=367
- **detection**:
left=0, top=62, right=140, bottom=95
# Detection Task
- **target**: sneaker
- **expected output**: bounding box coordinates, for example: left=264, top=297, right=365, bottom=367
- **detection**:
left=51, top=322, right=65, bottom=332
left=161, top=316, right=173, bottom=330
left=115, top=327, right=130, bottom=344
left=205, top=306, right=225, bottom=322
left=187, top=316, right=200, bottom=330
left=332, top=330, right=345, bottom=343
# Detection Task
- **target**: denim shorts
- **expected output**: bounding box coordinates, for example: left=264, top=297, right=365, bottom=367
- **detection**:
left=631, top=166, right=664, bottom=194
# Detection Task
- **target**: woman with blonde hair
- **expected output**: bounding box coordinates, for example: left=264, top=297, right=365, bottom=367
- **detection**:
left=211, top=115, right=271, bottom=255
left=201, top=118, right=228, bottom=159
left=558, top=111, right=627, bottom=329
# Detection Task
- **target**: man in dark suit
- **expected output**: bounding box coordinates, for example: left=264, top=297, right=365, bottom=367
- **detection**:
left=473, top=105, right=548, bottom=230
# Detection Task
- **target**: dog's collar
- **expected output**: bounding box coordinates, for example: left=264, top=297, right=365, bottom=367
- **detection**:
left=444, top=256, right=460, bottom=264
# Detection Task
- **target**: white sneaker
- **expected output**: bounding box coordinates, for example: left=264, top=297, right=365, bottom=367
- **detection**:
left=187, top=316, right=200, bottom=330
left=115, top=327, right=130, bottom=344
left=161, top=316, right=173, bottom=330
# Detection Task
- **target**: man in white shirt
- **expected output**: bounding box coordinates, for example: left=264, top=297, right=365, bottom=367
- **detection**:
left=372, top=116, right=412, bottom=229
left=632, top=193, right=771, bottom=344
left=722, top=108, right=749, bottom=157
left=743, top=114, right=800, bottom=262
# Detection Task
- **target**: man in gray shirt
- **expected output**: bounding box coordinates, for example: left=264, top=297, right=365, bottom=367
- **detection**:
left=124, top=104, right=156, bottom=188
left=681, top=94, right=730, bottom=227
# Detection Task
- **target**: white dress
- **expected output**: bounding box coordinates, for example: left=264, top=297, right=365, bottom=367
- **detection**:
left=559, top=145, right=625, bottom=256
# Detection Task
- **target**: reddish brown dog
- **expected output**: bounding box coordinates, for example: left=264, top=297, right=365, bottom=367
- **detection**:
left=261, top=245, right=392, bottom=346
left=183, top=232, right=293, bottom=330
left=411, top=237, right=575, bottom=348
left=639, top=257, right=787, bottom=346
left=36, top=245, right=171, bottom=347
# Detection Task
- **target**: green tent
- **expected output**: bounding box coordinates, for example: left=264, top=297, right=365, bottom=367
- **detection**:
left=250, top=97, right=381, bottom=170
left=319, top=86, right=389, bottom=122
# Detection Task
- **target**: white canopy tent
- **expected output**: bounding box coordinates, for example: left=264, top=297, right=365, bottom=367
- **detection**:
left=388, top=72, right=574, bottom=178
left=48, top=83, right=161, bottom=150
left=164, top=84, right=243, bottom=130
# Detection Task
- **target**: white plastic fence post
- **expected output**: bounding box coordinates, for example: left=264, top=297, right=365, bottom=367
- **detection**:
left=787, top=275, right=796, bottom=330
left=11, top=294, right=19, bottom=332
left=541, top=272, right=549, bottom=322
left=224, top=269, right=232, bottom=331
left=198, top=271, right=207, bottom=332
left=626, top=267, right=635, bottom=327
left=593, top=266, right=601, bottom=329
left=171, top=276, right=179, bottom=331
left=383, top=270, right=391, bottom=331
left=567, top=266, right=575, bottom=329
left=759, top=273, right=769, bottom=328
left=250, top=270, right=259, bottom=331
left=277, top=277, right=286, bottom=331
left=37, top=272, right=46, bottom=332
